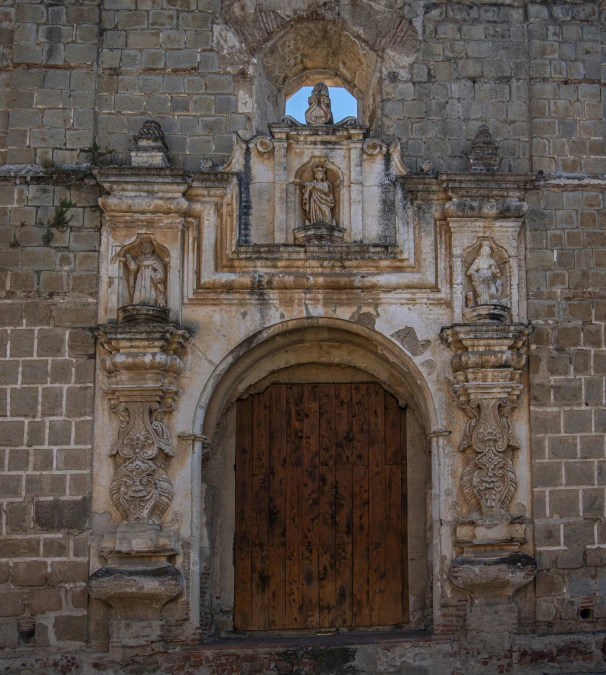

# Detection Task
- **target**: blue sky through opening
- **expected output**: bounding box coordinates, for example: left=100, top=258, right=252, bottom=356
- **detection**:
left=286, top=87, right=357, bottom=123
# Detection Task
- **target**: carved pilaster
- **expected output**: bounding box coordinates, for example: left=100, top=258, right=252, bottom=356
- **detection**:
left=441, top=321, right=536, bottom=625
left=88, top=322, right=192, bottom=658
left=442, top=323, right=531, bottom=540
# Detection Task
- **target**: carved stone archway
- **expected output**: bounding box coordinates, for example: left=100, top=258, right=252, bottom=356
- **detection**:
left=191, top=318, right=438, bottom=634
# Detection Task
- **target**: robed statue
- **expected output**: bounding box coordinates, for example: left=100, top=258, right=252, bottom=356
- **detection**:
left=302, top=163, right=336, bottom=226
left=123, top=238, right=167, bottom=308
left=466, top=240, right=503, bottom=305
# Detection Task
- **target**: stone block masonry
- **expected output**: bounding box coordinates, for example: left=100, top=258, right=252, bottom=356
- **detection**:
left=96, top=0, right=242, bottom=170
left=527, top=180, right=606, bottom=630
left=0, top=171, right=99, bottom=648
left=5, top=0, right=100, bottom=167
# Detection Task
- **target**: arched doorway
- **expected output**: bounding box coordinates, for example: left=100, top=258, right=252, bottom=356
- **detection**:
left=234, top=382, right=408, bottom=630
left=194, top=318, right=436, bottom=634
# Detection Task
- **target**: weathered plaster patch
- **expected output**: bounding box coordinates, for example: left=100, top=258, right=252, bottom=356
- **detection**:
left=391, top=326, right=431, bottom=356
left=349, top=305, right=380, bottom=329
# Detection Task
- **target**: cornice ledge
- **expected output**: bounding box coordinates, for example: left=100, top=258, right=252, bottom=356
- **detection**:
left=438, top=172, right=537, bottom=200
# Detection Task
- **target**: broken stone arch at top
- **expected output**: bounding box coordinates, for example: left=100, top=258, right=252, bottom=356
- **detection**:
left=214, top=11, right=418, bottom=134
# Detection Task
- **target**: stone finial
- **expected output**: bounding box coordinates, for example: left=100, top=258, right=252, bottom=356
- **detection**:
left=131, top=119, right=170, bottom=168
left=467, top=124, right=499, bottom=173
left=305, top=82, right=334, bottom=125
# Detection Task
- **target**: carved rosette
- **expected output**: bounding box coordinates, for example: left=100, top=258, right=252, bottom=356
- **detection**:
left=441, top=323, right=532, bottom=527
left=93, top=323, right=192, bottom=531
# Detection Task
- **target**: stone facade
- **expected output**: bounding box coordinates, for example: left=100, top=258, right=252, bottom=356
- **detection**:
left=0, top=0, right=605, bottom=673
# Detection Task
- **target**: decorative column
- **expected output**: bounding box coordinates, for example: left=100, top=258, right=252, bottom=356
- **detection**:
left=88, top=322, right=192, bottom=658
left=439, top=130, right=537, bottom=635
left=441, top=321, right=536, bottom=634
left=89, top=120, right=194, bottom=657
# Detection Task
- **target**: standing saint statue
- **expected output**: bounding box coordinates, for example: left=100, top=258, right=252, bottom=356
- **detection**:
left=304, top=83, right=334, bottom=125
left=302, top=162, right=336, bottom=226
left=466, top=240, right=504, bottom=305
left=123, top=238, right=167, bottom=308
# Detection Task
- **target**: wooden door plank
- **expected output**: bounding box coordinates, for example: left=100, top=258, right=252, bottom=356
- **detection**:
left=335, top=465, right=353, bottom=544
left=384, top=392, right=403, bottom=465
left=302, top=384, right=320, bottom=628
left=319, top=384, right=335, bottom=467
left=334, top=384, right=352, bottom=466
left=286, top=466, right=302, bottom=628
left=251, top=389, right=270, bottom=629
left=234, top=546, right=251, bottom=629
left=352, top=464, right=369, bottom=626
left=369, top=541, right=386, bottom=626
left=269, top=544, right=286, bottom=629
left=336, top=543, right=353, bottom=627
left=253, top=388, right=270, bottom=469
left=269, top=385, right=287, bottom=547
left=302, top=544, right=319, bottom=628
left=319, top=465, right=336, bottom=627
left=352, top=384, right=368, bottom=466
left=287, top=384, right=303, bottom=467
left=251, top=544, right=269, bottom=629
left=302, top=384, right=320, bottom=548
left=235, top=397, right=253, bottom=547
left=368, top=384, right=385, bottom=544
left=385, top=464, right=403, bottom=624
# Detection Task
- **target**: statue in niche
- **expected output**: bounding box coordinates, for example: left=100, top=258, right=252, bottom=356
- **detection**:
left=466, top=240, right=504, bottom=306
left=121, top=237, right=167, bottom=308
left=305, top=82, right=334, bottom=125
left=302, top=162, right=336, bottom=226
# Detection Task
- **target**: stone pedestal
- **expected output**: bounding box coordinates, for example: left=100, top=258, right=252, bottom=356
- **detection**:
left=88, top=322, right=191, bottom=658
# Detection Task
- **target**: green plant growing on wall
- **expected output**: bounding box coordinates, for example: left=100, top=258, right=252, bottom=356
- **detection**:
left=42, top=199, right=76, bottom=245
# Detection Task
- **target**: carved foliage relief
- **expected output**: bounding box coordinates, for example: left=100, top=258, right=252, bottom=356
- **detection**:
left=457, top=394, right=519, bottom=521
left=109, top=401, right=175, bottom=526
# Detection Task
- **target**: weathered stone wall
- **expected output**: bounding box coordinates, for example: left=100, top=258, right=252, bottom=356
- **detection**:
left=7, top=0, right=99, bottom=166
left=4, top=1, right=604, bottom=172
left=97, top=0, right=230, bottom=170
left=0, top=173, right=100, bottom=647
left=527, top=181, right=606, bottom=631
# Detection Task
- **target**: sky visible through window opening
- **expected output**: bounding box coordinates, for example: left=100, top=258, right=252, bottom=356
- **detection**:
left=286, top=87, right=357, bottom=124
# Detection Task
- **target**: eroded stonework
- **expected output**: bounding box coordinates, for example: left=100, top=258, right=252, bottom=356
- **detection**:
left=0, top=0, right=605, bottom=671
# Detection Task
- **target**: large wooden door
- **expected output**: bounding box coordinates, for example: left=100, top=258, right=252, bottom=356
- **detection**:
left=234, top=383, right=408, bottom=630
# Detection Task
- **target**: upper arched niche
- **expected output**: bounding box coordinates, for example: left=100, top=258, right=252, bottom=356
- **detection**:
left=257, top=21, right=379, bottom=130
left=213, top=2, right=418, bottom=135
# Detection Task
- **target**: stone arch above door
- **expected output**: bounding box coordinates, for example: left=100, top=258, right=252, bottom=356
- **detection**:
left=194, top=317, right=439, bottom=441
